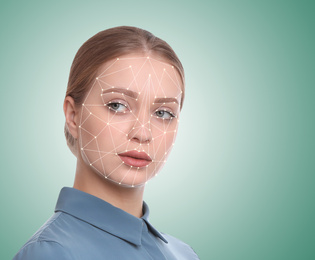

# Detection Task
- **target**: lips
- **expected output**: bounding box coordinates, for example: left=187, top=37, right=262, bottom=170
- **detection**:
left=118, top=150, right=152, bottom=168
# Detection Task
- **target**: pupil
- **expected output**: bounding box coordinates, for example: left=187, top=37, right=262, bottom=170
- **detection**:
left=113, top=103, right=119, bottom=109
left=157, top=111, right=164, bottom=117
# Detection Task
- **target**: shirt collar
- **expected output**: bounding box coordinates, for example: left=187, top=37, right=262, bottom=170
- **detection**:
left=141, top=202, right=168, bottom=244
left=55, top=187, right=167, bottom=246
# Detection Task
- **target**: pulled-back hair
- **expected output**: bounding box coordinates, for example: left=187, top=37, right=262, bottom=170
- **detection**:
left=65, top=26, right=185, bottom=155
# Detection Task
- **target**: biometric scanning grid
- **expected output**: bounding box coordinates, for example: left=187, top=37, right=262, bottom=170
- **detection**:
left=78, top=56, right=182, bottom=187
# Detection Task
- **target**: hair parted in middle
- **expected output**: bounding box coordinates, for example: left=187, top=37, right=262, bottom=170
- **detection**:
left=65, top=26, right=185, bottom=155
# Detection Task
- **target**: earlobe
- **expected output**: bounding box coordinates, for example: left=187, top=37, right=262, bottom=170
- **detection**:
left=64, top=96, right=79, bottom=139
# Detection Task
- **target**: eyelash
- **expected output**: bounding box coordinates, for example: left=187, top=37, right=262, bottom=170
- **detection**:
left=154, top=109, right=176, bottom=120
left=106, top=101, right=129, bottom=113
left=105, top=101, right=176, bottom=120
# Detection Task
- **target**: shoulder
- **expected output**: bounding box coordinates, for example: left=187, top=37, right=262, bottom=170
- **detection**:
left=162, top=233, right=200, bottom=260
left=13, top=212, right=72, bottom=260
left=13, top=240, right=71, bottom=260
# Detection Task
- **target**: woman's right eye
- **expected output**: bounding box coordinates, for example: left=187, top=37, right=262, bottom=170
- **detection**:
left=106, top=102, right=128, bottom=113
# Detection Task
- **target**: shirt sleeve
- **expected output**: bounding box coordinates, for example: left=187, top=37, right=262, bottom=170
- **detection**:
left=13, top=241, right=72, bottom=260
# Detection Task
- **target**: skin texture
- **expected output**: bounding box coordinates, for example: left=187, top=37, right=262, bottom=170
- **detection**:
left=64, top=53, right=182, bottom=217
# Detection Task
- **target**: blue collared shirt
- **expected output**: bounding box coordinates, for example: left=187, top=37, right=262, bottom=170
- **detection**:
left=13, top=187, right=199, bottom=259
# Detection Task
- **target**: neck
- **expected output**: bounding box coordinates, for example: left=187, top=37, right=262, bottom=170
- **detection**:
left=73, top=157, right=145, bottom=218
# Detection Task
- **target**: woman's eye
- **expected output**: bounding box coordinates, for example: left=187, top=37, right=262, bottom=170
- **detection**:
left=154, top=110, right=175, bottom=120
left=106, top=102, right=128, bottom=112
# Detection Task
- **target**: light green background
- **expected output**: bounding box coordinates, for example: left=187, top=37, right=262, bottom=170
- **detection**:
left=1, top=0, right=314, bottom=259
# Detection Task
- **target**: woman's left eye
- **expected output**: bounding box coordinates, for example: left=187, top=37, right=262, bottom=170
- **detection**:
left=106, top=102, right=128, bottom=112
left=154, top=110, right=175, bottom=120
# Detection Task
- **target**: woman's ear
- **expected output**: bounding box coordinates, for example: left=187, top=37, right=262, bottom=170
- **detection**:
left=63, top=96, right=79, bottom=139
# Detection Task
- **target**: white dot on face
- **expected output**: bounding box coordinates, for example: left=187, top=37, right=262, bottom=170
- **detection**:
left=81, top=148, right=83, bottom=150
left=164, top=132, right=166, bottom=134
left=107, top=123, right=109, bottom=125
left=147, top=56, right=149, bottom=59
left=142, top=125, right=144, bottom=127
left=90, top=164, right=92, bottom=166
left=82, top=104, right=85, bottom=106
left=117, top=58, right=119, bottom=60
left=172, top=66, right=174, bottom=68
left=94, top=136, right=97, bottom=139
left=79, top=125, right=81, bottom=128
left=96, top=77, right=99, bottom=80
left=90, top=112, right=92, bottom=115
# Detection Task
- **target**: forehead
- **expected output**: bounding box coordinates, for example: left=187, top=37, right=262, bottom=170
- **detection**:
left=96, top=54, right=182, bottom=98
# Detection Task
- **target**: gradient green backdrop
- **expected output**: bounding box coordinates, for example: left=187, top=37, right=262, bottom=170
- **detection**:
left=1, top=0, right=314, bottom=259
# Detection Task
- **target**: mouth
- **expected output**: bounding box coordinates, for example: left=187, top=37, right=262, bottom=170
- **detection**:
left=118, top=150, right=152, bottom=168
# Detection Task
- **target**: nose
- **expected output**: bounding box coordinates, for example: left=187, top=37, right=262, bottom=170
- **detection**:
left=127, top=114, right=152, bottom=144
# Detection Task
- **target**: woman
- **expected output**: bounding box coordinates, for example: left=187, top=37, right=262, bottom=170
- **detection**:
left=14, top=26, right=199, bottom=259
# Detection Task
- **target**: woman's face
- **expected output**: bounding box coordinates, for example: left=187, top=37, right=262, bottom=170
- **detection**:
left=78, top=54, right=182, bottom=187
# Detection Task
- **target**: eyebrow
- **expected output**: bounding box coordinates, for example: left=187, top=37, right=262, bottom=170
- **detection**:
left=102, top=88, right=138, bottom=99
left=102, top=87, right=179, bottom=105
left=154, top=97, right=179, bottom=105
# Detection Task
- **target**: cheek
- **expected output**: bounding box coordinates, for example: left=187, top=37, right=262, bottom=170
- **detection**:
left=79, top=107, right=132, bottom=151
left=95, top=123, right=130, bottom=152
left=79, top=108, right=106, bottom=138
left=150, top=120, right=178, bottom=158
